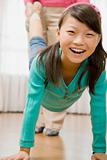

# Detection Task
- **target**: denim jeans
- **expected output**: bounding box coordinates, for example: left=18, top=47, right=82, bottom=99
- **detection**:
left=29, top=36, right=47, bottom=69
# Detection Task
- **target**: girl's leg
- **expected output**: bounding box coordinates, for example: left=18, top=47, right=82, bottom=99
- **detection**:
left=27, top=2, right=47, bottom=68
left=28, top=2, right=43, bottom=40
left=27, top=2, right=46, bottom=131
left=43, top=108, right=66, bottom=136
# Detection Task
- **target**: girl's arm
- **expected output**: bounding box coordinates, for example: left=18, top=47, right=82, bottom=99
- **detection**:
left=90, top=70, right=106, bottom=153
left=91, top=152, right=107, bottom=160
left=19, top=56, right=46, bottom=149
left=20, top=147, right=30, bottom=154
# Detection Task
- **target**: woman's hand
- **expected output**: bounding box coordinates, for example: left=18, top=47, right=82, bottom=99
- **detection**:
left=0, top=151, right=30, bottom=160
left=91, top=153, right=107, bottom=160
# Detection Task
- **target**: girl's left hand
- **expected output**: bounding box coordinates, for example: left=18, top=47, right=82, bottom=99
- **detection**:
left=91, top=153, right=107, bottom=160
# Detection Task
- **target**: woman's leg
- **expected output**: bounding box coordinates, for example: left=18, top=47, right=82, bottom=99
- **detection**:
left=45, top=6, right=64, bottom=45
left=41, top=6, right=66, bottom=136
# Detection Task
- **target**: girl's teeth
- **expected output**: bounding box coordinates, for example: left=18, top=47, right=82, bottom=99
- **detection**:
left=70, top=48, right=85, bottom=54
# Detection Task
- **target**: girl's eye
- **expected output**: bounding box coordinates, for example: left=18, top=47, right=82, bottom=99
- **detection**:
left=67, top=31, right=75, bottom=35
left=86, top=33, right=95, bottom=37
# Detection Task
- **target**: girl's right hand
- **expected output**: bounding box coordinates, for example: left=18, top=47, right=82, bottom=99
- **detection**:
left=0, top=151, right=30, bottom=160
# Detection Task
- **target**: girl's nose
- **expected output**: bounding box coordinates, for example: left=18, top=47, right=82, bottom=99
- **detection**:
left=73, top=35, right=84, bottom=46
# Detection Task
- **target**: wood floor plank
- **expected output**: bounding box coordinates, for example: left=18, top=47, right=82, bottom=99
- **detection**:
left=0, top=113, right=98, bottom=159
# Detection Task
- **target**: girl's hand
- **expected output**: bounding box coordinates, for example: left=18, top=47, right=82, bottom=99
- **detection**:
left=0, top=151, right=30, bottom=160
left=91, top=153, right=107, bottom=160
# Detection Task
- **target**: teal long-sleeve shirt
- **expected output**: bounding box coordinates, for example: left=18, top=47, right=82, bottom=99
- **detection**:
left=20, top=52, right=106, bottom=153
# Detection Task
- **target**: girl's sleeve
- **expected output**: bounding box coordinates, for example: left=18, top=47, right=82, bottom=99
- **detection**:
left=24, top=0, right=36, bottom=5
left=90, top=70, right=107, bottom=153
left=19, top=57, right=45, bottom=148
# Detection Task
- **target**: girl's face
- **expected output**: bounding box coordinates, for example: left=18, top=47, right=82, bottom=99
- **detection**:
left=57, top=15, right=101, bottom=65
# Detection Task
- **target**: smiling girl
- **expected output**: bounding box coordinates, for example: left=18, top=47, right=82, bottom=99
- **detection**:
left=3, top=2, right=107, bottom=160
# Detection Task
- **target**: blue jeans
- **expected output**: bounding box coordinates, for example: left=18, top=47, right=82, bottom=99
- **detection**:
left=29, top=36, right=47, bottom=69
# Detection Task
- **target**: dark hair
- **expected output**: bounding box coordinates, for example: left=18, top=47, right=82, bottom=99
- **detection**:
left=38, top=3, right=107, bottom=94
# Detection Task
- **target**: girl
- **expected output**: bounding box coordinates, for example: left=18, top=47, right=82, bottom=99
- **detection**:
left=24, top=0, right=90, bottom=136
left=4, top=2, right=107, bottom=160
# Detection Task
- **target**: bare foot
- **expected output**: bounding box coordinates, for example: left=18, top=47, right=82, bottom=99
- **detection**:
left=33, top=1, right=42, bottom=15
left=25, top=2, right=42, bottom=32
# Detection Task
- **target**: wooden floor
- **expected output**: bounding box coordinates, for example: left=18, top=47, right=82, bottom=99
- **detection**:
left=0, top=113, right=95, bottom=159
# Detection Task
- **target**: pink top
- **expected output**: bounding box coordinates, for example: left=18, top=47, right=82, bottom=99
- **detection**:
left=24, top=0, right=90, bottom=7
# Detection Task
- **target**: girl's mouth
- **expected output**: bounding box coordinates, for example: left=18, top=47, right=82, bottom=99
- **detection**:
left=69, top=48, right=86, bottom=54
